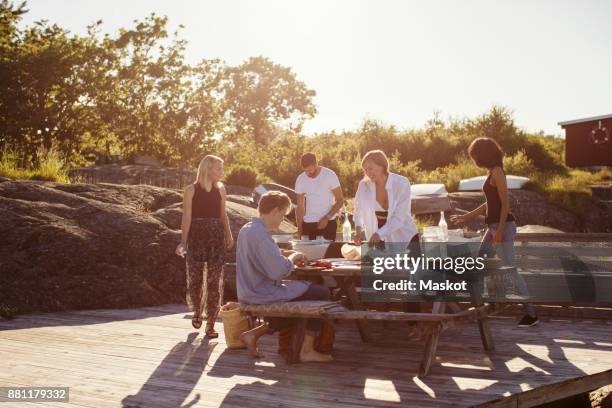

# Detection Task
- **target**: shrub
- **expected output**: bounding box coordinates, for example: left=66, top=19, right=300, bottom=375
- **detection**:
left=30, top=146, right=70, bottom=183
left=0, top=150, right=22, bottom=179
left=225, top=165, right=261, bottom=189
left=0, top=304, right=17, bottom=320
left=503, top=150, right=537, bottom=176
left=417, top=156, right=483, bottom=192
left=525, top=168, right=612, bottom=217
left=522, top=135, right=565, bottom=172
left=0, top=146, right=69, bottom=183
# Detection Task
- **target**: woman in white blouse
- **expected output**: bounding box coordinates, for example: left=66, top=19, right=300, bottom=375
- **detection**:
left=353, top=150, right=419, bottom=247
left=353, top=150, right=421, bottom=314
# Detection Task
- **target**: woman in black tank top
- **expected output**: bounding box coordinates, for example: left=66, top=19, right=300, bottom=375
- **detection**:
left=176, top=155, right=234, bottom=337
left=450, top=137, right=538, bottom=327
left=482, top=170, right=516, bottom=226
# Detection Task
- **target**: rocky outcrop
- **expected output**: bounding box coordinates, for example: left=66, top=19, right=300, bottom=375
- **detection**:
left=516, top=224, right=565, bottom=234
left=0, top=180, right=294, bottom=314
left=447, top=190, right=585, bottom=232
left=68, top=164, right=195, bottom=189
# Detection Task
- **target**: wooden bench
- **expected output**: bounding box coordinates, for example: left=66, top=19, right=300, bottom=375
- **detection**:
left=240, top=300, right=494, bottom=377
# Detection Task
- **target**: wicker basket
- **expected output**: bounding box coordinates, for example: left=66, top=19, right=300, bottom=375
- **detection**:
left=219, top=302, right=251, bottom=349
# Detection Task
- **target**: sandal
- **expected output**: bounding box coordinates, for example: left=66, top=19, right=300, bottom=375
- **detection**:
left=192, top=315, right=203, bottom=329
left=205, top=322, right=219, bottom=338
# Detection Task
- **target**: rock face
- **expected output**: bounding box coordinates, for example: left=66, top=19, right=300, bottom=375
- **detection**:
left=447, top=190, right=585, bottom=232
left=68, top=164, right=195, bottom=189
left=0, top=180, right=294, bottom=314
left=516, top=225, right=565, bottom=234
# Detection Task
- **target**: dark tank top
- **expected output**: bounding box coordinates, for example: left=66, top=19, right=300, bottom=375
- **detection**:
left=483, top=168, right=515, bottom=225
left=191, top=182, right=221, bottom=219
left=376, top=211, right=388, bottom=228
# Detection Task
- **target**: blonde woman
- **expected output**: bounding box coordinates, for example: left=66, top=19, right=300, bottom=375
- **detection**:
left=176, top=155, right=234, bottom=337
left=353, top=150, right=421, bottom=313
left=353, top=150, right=419, bottom=247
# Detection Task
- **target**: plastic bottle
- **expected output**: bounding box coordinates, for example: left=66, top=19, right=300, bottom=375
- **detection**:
left=342, top=211, right=352, bottom=242
left=438, top=210, right=448, bottom=242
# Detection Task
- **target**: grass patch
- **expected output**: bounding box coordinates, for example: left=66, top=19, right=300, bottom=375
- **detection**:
left=526, top=168, right=612, bottom=217
left=0, top=304, right=18, bottom=320
left=0, top=146, right=70, bottom=183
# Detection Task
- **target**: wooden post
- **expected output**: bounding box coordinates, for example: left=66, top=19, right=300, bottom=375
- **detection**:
left=418, top=322, right=442, bottom=377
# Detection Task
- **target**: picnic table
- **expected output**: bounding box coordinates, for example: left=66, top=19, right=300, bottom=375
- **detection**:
left=286, top=254, right=502, bottom=376
left=241, top=240, right=512, bottom=376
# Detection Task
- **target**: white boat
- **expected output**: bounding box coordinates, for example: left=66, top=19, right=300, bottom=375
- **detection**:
left=411, top=183, right=448, bottom=195
left=458, top=175, right=529, bottom=191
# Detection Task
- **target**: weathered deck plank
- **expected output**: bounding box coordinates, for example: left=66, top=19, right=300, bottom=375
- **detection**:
left=1, top=305, right=612, bottom=407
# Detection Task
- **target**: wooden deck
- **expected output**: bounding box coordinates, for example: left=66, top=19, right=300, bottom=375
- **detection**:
left=1, top=305, right=612, bottom=408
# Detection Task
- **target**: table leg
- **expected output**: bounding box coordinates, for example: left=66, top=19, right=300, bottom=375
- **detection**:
left=337, top=276, right=371, bottom=343
left=432, top=302, right=446, bottom=314
left=477, top=315, right=495, bottom=351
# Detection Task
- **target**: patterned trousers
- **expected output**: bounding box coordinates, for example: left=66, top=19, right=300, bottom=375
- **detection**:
left=186, top=218, right=226, bottom=319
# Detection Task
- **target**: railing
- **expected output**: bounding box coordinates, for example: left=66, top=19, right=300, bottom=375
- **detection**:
left=516, top=232, right=612, bottom=242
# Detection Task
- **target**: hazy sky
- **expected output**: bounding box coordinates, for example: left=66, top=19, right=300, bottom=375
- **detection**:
left=20, top=0, right=612, bottom=136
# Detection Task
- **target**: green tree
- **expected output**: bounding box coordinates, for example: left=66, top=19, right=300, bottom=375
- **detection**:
left=97, top=14, right=175, bottom=161
left=222, top=56, right=316, bottom=145
left=0, top=1, right=109, bottom=165
left=161, top=59, right=225, bottom=169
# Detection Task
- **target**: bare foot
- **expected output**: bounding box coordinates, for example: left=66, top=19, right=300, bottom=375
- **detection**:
left=239, top=332, right=264, bottom=358
left=299, top=349, right=333, bottom=363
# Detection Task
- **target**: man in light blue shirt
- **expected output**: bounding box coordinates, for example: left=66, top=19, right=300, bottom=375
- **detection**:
left=236, top=191, right=333, bottom=363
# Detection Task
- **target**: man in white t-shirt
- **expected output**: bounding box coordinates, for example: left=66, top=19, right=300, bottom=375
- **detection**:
left=294, top=153, right=344, bottom=241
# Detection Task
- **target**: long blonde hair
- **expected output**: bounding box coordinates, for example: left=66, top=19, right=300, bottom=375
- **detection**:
left=196, top=155, right=224, bottom=189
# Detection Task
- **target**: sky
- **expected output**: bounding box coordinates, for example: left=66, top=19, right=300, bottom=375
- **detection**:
left=19, top=0, right=612, bottom=137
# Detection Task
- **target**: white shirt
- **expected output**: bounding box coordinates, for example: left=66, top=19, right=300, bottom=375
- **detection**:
left=295, top=166, right=341, bottom=222
left=354, top=172, right=418, bottom=242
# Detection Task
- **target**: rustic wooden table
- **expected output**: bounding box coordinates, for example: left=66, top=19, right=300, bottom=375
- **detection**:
left=292, top=259, right=372, bottom=342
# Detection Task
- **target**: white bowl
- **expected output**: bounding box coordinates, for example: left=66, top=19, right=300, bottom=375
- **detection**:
left=271, top=234, right=292, bottom=244
left=290, top=240, right=330, bottom=261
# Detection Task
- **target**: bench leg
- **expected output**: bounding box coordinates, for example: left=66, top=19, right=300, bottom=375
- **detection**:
left=418, top=322, right=442, bottom=377
left=288, top=319, right=307, bottom=364
left=477, top=316, right=495, bottom=351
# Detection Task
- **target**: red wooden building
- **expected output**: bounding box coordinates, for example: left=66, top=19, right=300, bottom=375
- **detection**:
left=558, top=114, right=612, bottom=167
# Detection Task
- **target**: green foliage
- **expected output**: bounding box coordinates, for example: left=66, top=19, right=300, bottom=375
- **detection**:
left=0, top=5, right=316, bottom=170
left=222, top=56, right=317, bottom=145
left=503, top=150, right=537, bottom=176
left=224, top=165, right=261, bottom=189
left=525, top=169, right=611, bottom=217
left=415, top=156, right=483, bottom=192
left=0, top=149, right=21, bottom=179
left=31, top=146, right=70, bottom=182
left=0, top=145, right=69, bottom=182
left=2, top=2, right=608, bottom=228
left=0, top=304, right=17, bottom=320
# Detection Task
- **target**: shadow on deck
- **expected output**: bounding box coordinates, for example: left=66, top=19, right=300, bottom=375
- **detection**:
left=1, top=305, right=612, bottom=407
